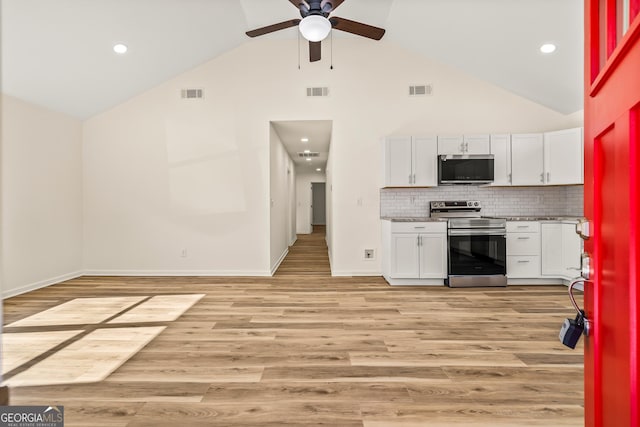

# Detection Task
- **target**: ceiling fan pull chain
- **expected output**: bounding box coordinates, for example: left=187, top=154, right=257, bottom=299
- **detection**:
left=330, top=30, right=334, bottom=70
left=298, top=30, right=301, bottom=70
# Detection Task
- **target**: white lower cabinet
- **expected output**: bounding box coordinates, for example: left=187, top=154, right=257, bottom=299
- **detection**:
left=382, top=221, right=447, bottom=285
left=506, top=221, right=541, bottom=278
left=541, top=221, right=582, bottom=279
left=506, top=220, right=582, bottom=283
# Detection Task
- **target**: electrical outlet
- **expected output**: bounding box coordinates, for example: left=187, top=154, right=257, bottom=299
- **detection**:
left=364, top=249, right=375, bottom=260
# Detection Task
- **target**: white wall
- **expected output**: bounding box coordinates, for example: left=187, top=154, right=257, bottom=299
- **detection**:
left=82, top=78, right=272, bottom=275
left=81, top=37, right=583, bottom=277
left=296, top=171, right=327, bottom=234
left=325, top=150, right=334, bottom=268
left=269, top=124, right=295, bottom=273
left=1, top=95, right=83, bottom=297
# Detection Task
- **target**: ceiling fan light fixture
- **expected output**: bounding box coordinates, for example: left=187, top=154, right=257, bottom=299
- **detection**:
left=299, top=15, right=331, bottom=42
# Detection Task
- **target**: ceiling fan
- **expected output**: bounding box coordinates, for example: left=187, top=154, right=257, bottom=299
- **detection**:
left=245, top=0, right=385, bottom=62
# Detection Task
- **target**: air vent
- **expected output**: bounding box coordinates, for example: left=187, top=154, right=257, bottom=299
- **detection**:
left=409, top=84, right=433, bottom=96
left=306, top=87, right=329, bottom=97
left=297, top=152, right=320, bottom=158
left=181, top=88, right=204, bottom=99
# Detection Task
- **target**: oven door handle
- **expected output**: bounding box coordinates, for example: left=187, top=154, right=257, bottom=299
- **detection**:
left=448, top=229, right=507, bottom=236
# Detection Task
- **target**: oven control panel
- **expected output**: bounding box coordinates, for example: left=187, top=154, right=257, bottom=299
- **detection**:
left=430, top=200, right=482, bottom=212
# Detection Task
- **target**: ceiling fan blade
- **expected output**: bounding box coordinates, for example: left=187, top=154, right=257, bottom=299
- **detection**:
left=288, top=0, right=308, bottom=10
left=246, top=19, right=301, bottom=38
left=309, top=41, right=321, bottom=62
left=330, top=16, right=385, bottom=40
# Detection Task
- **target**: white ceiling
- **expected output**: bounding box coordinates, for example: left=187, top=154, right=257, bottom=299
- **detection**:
left=272, top=120, right=332, bottom=173
left=1, top=0, right=583, bottom=119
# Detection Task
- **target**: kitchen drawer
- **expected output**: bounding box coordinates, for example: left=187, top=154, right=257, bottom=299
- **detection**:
left=506, top=221, right=540, bottom=233
left=390, top=222, right=447, bottom=233
left=507, top=255, right=541, bottom=278
left=506, top=233, right=540, bottom=255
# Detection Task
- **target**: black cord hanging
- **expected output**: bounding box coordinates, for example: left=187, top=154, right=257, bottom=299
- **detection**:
left=297, top=30, right=301, bottom=70
left=330, top=30, right=334, bottom=70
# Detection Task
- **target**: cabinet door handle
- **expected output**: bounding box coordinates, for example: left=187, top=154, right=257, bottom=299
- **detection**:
left=414, top=226, right=426, bottom=229
left=413, top=173, right=416, bottom=184
left=547, top=172, right=550, bottom=182
left=517, top=260, right=530, bottom=263
left=540, top=173, right=544, bottom=183
left=517, top=236, right=530, bottom=240
left=508, top=173, right=512, bottom=183
left=516, top=225, right=528, bottom=228
left=409, top=174, right=412, bottom=184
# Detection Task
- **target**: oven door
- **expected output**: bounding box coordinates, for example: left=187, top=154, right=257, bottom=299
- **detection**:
left=448, top=229, right=506, bottom=276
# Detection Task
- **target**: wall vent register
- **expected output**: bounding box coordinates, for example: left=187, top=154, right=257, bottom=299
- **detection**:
left=180, top=88, right=204, bottom=99
left=306, top=87, right=329, bottom=97
left=409, top=84, right=433, bottom=96
left=297, top=152, right=320, bottom=158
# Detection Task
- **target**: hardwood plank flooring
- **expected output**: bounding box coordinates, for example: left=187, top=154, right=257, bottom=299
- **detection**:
left=2, top=227, right=584, bottom=426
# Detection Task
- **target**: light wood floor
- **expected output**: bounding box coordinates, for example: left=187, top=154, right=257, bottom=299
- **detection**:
left=2, top=227, right=584, bottom=426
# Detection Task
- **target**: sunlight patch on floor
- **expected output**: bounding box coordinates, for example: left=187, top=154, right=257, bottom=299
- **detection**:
left=2, top=330, right=84, bottom=374
left=4, top=327, right=166, bottom=387
left=6, top=296, right=147, bottom=327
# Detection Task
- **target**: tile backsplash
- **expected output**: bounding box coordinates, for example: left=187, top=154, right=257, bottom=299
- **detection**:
left=380, top=185, right=584, bottom=218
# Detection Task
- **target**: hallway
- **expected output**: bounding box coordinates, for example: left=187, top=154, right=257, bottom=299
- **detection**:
left=275, top=226, right=330, bottom=276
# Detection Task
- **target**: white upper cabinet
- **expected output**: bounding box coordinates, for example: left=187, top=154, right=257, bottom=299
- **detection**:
left=511, top=133, right=545, bottom=186
left=490, top=134, right=511, bottom=186
left=543, top=127, right=583, bottom=185
left=413, top=136, right=438, bottom=186
left=437, top=134, right=490, bottom=154
left=463, top=134, right=491, bottom=154
left=437, top=135, right=465, bottom=154
left=385, top=136, right=413, bottom=186
left=383, top=136, right=437, bottom=187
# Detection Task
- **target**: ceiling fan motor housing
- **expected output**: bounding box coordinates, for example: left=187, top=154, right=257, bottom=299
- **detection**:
left=299, top=0, right=333, bottom=18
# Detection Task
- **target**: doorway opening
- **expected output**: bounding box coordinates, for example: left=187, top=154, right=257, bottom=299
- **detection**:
left=311, top=182, right=326, bottom=230
left=269, top=120, right=332, bottom=275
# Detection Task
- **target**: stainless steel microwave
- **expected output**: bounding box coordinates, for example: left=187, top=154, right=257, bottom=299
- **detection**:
left=438, top=154, right=494, bottom=185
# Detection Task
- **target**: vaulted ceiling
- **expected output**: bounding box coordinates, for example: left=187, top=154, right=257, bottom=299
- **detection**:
left=1, top=0, right=583, bottom=119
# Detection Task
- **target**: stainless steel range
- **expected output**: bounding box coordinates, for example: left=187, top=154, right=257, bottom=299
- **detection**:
left=430, top=201, right=507, bottom=288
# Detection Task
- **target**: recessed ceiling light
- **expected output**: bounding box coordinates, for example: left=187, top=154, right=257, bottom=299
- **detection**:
left=316, top=168, right=321, bottom=172
left=304, top=149, right=311, bottom=153
left=113, top=43, right=128, bottom=54
left=306, top=158, right=312, bottom=162
left=540, top=43, right=556, bottom=54
left=301, top=137, right=309, bottom=142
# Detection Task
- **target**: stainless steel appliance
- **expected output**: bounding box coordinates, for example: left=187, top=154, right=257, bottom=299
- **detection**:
left=430, top=201, right=507, bottom=288
left=438, top=154, right=494, bottom=185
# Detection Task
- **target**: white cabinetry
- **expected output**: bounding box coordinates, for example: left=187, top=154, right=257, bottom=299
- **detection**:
left=543, top=128, right=583, bottom=185
left=382, top=221, right=447, bottom=285
left=437, top=134, right=490, bottom=154
left=437, top=135, right=464, bottom=154
left=384, top=136, right=437, bottom=187
left=506, top=221, right=541, bottom=278
left=463, top=134, right=491, bottom=154
left=490, top=134, right=511, bottom=186
left=541, top=221, right=582, bottom=279
left=511, top=133, right=544, bottom=186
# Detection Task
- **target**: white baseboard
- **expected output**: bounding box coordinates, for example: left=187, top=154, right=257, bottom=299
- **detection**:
left=82, top=269, right=273, bottom=277
left=270, top=248, right=289, bottom=276
left=2, top=271, right=83, bottom=299
left=383, top=276, right=446, bottom=286
left=331, top=271, right=382, bottom=277
left=506, top=278, right=565, bottom=285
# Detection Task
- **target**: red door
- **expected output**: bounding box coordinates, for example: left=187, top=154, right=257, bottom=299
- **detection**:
left=584, top=1, right=640, bottom=426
